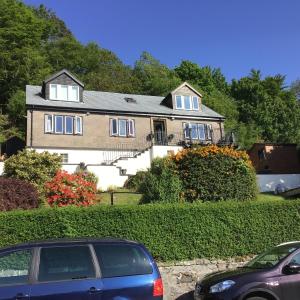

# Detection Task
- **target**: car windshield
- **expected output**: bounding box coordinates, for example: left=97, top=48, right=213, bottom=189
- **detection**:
left=246, top=244, right=298, bottom=269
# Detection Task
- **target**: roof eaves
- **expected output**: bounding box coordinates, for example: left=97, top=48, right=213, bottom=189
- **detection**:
left=171, top=82, right=203, bottom=98
left=43, top=69, right=84, bottom=87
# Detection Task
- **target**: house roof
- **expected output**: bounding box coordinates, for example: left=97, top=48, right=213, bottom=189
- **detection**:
left=43, top=69, right=84, bottom=87
left=171, top=82, right=203, bottom=97
left=26, top=85, right=225, bottom=120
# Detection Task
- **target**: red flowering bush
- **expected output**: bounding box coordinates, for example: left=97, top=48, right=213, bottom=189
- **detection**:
left=45, top=170, right=97, bottom=207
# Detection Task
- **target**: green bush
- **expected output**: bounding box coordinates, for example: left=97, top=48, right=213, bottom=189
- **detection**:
left=0, top=199, right=299, bottom=261
left=172, top=145, right=258, bottom=202
left=124, top=171, right=148, bottom=191
left=4, top=150, right=62, bottom=195
left=139, top=158, right=182, bottom=203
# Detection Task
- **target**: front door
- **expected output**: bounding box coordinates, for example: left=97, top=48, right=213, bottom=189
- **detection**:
left=30, top=245, right=102, bottom=300
left=0, top=249, right=32, bottom=300
left=153, top=120, right=167, bottom=145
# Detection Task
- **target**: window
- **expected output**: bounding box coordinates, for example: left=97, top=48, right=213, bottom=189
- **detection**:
left=192, top=96, right=199, bottom=110
left=38, top=246, right=95, bottom=282
left=45, top=115, right=83, bottom=135
left=119, top=119, right=127, bottom=137
left=175, top=95, right=183, bottom=109
left=50, top=84, right=57, bottom=100
left=45, top=115, right=53, bottom=133
left=55, top=116, right=63, bottom=134
left=183, top=123, right=212, bottom=141
left=49, top=84, right=79, bottom=102
left=198, top=124, right=206, bottom=140
left=75, top=116, right=82, bottom=135
left=110, top=118, right=136, bottom=137
left=93, top=244, right=152, bottom=278
left=0, top=249, right=32, bottom=286
left=60, top=153, right=68, bottom=163
left=65, top=116, right=73, bottom=134
left=184, top=96, right=191, bottom=110
left=175, top=95, right=200, bottom=110
left=69, top=86, right=79, bottom=101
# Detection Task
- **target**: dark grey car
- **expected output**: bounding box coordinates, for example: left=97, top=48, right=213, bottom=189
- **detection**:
left=194, top=241, right=300, bottom=300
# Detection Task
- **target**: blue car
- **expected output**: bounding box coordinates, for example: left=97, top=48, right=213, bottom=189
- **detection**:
left=0, top=238, right=163, bottom=300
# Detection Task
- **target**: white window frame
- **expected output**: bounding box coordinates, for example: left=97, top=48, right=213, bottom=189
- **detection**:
left=49, top=84, right=79, bottom=102
left=183, top=95, right=192, bottom=110
left=54, top=115, right=64, bottom=134
left=175, top=95, right=183, bottom=109
left=118, top=119, right=127, bottom=137
left=192, top=96, right=199, bottom=110
left=44, top=114, right=54, bottom=133
left=68, top=86, right=79, bottom=102
left=206, top=124, right=212, bottom=140
left=183, top=123, right=190, bottom=139
left=49, top=84, right=58, bottom=100
left=198, top=124, right=206, bottom=140
left=75, top=116, right=83, bottom=135
left=64, top=116, right=74, bottom=135
left=127, top=119, right=135, bottom=137
left=110, top=119, right=118, bottom=136
left=60, top=153, right=69, bottom=163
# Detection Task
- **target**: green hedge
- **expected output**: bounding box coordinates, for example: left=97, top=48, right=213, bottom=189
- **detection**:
left=0, top=200, right=299, bottom=261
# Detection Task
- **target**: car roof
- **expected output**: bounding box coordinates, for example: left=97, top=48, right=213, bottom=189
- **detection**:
left=0, top=237, right=140, bottom=252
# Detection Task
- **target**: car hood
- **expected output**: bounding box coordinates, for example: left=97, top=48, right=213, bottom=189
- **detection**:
left=200, top=267, right=265, bottom=286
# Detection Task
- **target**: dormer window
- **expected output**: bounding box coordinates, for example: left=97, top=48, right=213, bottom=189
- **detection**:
left=175, top=95, right=199, bottom=110
left=49, top=84, right=79, bottom=102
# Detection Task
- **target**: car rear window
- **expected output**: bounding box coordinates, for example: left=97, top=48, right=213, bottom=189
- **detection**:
left=93, top=244, right=153, bottom=278
left=38, top=246, right=95, bottom=282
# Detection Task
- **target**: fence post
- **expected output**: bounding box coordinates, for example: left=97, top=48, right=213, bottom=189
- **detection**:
left=110, top=192, right=114, bottom=206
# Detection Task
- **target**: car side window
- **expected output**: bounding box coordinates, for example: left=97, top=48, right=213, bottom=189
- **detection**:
left=290, top=252, right=300, bottom=265
left=93, top=243, right=153, bottom=278
left=0, top=249, right=32, bottom=286
left=38, top=246, right=95, bottom=282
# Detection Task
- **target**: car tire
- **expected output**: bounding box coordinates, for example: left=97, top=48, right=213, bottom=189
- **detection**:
left=246, top=297, right=267, bottom=300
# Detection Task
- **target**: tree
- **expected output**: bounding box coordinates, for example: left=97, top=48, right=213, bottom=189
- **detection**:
left=291, top=79, right=300, bottom=100
left=7, top=90, right=26, bottom=129
left=133, top=52, right=181, bottom=96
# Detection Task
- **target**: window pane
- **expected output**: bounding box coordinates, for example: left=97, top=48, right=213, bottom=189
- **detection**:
left=184, top=96, right=191, bottom=109
left=198, top=124, right=206, bottom=140
left=45, top=115, right=53, bottom=133
left=65, top=116, right=73, bottom=134
left=55, top=116, right=63, bottom=133
left=0, top=250, right=32, bottom=286
left=119, top=120, right=127, bottom=136
left=50, top=85, right=57, bottom=100
left=183, top=123, right=190, bottom=138
left=75, top=117, right=82, bottom=134
left=111, top=119, right=118, bottom=135
left=192, top=96, right=199, bottom=110
left=206, top=124, right=212, bottom=140
left=59, top=85, right=68, bottom=101
left=69, top=86, right=79, bottom=101
left=191, top=124, right=198, bottom=139
left=175, top=96, right=182, bottom=109
left=128, top=120, right=135, bottom=136
left=60, top=153, right=68, bottom=163
left=94, top=244, right=152, bottom=278
left=38, top=246, right=95, bottom=282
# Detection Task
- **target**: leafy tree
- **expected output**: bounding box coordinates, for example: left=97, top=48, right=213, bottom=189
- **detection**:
left=7, top=90, right=26, bottom=129
left=291, top=79, right=300, bottom=100
left=133, top=52, right=181, bottom=96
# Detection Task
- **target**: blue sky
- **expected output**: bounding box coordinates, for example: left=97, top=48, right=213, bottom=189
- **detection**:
left=24, top=0, right=300, bottom=85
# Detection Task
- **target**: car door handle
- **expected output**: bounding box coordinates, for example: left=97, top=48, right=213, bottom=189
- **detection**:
left=15, top=293, right=29, bottom=300
left=89, top=287, right=102, bottom=294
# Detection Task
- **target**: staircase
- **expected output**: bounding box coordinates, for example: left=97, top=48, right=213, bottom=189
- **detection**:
left=112, top=147, right=152, bottom=176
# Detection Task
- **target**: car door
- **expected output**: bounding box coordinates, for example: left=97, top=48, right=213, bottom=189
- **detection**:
left=93, top=243, right=158, bottom=300
left=30, top=244, right=103, bottom=300
left=280, top=251, right=300, bottom=300
left=0, top=248, right=33, bottom=300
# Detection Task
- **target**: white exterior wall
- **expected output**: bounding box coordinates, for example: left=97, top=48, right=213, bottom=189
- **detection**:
left=257, top=174, right=300, bottom=193
left=0, top=162, right=4, bottom=175
left=150, top=145, right=183, bottom=160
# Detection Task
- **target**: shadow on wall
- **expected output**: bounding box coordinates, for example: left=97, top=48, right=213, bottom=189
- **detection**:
left=175, top=291, right=194, bottom=300
left=257, top=174, right=300, bottom=193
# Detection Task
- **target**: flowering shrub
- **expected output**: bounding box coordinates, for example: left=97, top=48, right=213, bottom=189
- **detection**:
left=45, top=171, right=97, bottom=207
left=171, top=145, right=258, bottom=202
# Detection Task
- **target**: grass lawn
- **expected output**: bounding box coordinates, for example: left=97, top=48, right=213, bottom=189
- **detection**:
left=96, top=189, right=142, bottom=205
left=94, top=190, right=287, bottom=206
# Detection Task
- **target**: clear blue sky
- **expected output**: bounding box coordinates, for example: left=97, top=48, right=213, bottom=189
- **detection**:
left=24, top=0, right=300, bottom=85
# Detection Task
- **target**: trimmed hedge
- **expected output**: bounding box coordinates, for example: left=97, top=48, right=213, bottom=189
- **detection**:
left=0, top=200, right=299, bottom=261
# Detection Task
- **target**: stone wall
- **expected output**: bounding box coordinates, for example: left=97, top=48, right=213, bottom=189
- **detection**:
left=158, top=257, right=252, bottom=300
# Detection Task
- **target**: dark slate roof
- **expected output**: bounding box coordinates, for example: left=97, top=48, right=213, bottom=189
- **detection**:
left=43, top=69, right=84, bottom=87
left=26, top=85, right=225, bottom=120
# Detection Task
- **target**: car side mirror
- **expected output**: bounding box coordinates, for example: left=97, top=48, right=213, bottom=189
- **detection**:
left=283, top=264, right=300, bottom=275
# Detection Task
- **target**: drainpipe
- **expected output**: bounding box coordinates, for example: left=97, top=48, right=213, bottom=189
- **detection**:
left=30, top=109, right=33, bottom=148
